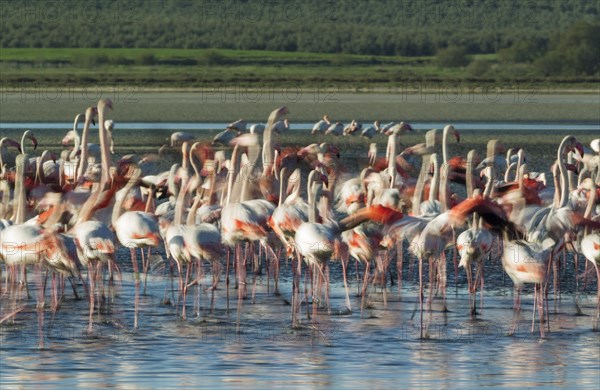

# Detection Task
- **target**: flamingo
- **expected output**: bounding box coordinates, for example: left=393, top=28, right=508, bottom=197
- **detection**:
left=250, top=123, right=266, bottom=134
left=361, top=121, right=381, bottom=138
left=311, top=115, right=331, bottom=134
left=227, top=119, right=247, bottom=133
left=212, top=129, right=237, bottom=146
left=294, top=177, right=403, bottom=316
left=112, top=165, right=161, bottom=329
left=325, top=122, right=344, bottom=136
left=456, top=150, right=494, bottom=317
left=449, top=195, right=553, bottom=337
left=170, top=131, right=195, bottom=147
left=343, top=120, right=361, bottom=136
left=581, top=232, right=600, bottom=328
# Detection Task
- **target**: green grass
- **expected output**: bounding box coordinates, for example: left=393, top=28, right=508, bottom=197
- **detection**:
left=1, top=48, right=598, bottom=90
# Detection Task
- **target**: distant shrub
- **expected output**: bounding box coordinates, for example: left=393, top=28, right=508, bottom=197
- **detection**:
left=497, top=40, right=545, bottom=63
left=77, top=54, right=109, bottom=67
left=534, top=51, right=565, bottom=76
left=137, top=53, right=157, bottom=65
left=467, top=60, right=491, bottom=77
left=112, top=55, right=134, bottom=65
left=200, top=50, right=227, bottom=66
left=436, top=46, right=470, bottom=68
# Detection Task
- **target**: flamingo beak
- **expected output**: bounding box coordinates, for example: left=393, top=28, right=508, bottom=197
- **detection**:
left=575, top=142, right=584, bottom=159
left=30, top=136, right=38, bottom=150
left=455, top=131, right=461, bottom=143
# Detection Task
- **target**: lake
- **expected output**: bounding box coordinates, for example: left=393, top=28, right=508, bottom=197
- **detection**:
left=0, top=120, right=599, bottom=388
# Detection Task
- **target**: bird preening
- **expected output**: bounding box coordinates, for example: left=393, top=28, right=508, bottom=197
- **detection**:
left=0, top=100, right=599, bottom=348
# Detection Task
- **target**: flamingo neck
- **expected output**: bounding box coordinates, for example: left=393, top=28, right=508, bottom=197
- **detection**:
left=225, top=145, right=240, bottom=206
left=98, top=106, right=112, bottom=190
left=13, top=154, right=27, bottom=224
left=111, top=170, right=139, bottom=227
left=439, top=163, right=450, bottom=212
left=76, top=109, right=94, bottom=182
left=278, top=167, right=288, bottom=207
left=466, top=150, right=475, bottom=199
left=69, top=130, right=80, bottom=161
left=387, top=134, right=397, bottom=189
left=428, top=154, right=439, bottom=202
left=557, top=137, right=570, bottom=208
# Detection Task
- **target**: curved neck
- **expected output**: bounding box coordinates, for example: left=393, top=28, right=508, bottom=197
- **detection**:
left=98, top=104, right=112, bottom=190
left=504, top=162, right=516, bottom=183
left=0, top=138, right=6, bottom=168
left=567, top=152, right=576, bottom=192
left=442, top=127, right=450, bottom=164
left=584, top=182, right=597, bottom=220
left=428, top=153, right=439, bottom=202
left=35, top=150, right=49, bottom=184
left=387, top=134, right=397, bottom=189
left=21, top=131, right=32, bottom=155
left=483, top=167, right=495, bottom=199
left=189, top=145, right=202, bottom=182
left=69, top=131, right=81, bottom=161
left=111, top=169, right=140, bottom=226
left=307, top=170, right=317, bottom=222
left=13, top=154, right=27, bottom=224
left=557, top=136, right=570, bottom=208
left=552, top=164, right=561, bottom=208
left=262, top=124, right=274, bottom=176
left=439, top=163, right=450, bottom=212
left=278, top=167, right=288, bottom=206
left=76, top=108, right=94, bottom=181
left=174, top=174, right=189, bottom=226
left=168, top=163, right=180, bottom=200
left=516, top=150, right=524, bottom=179
left=187, top=193, right=203, bottom=225
left=225, top=145, right=240, bottom=206
left=466, top=150, right=475, bottom=199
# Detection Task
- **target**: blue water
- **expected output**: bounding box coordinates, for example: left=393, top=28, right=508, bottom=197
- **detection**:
left=0, top=120, right=599, bottom=388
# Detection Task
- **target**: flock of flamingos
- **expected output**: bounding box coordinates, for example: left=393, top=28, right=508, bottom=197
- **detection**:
left=0, top=99, right=599, bottom=346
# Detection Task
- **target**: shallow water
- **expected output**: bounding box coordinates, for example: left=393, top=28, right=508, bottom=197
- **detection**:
left=1, top=247, right=599, bottom=388
left=1, top=120, right=599, bottom=388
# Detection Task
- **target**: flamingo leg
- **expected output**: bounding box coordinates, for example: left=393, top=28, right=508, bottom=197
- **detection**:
left=88, top=260, right=96, bottom=334
left=130, top=247, right=140, bottom=329
left=225, top=247, right=230, bottom=314
left=182, top=263, right=191, bottom=320
left=419, top=257, right=424, bottom=339
left=361, top=260, right=370, bottom=317
left=397, top=241, right=403, bottom=296
left=340, top=252, right=351, bottom=313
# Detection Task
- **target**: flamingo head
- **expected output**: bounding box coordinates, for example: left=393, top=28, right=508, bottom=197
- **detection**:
left=574, top=142, right=585, bottom=159
left=2, top=138, right=22, bottom=153
left=61, top=130, right=75, bottom=145
left=98, top=98, right=113, bottom=111
left=326, top=144, right=340, bottom=159
left=86, top=106, right=98, bottom=126
left=24, top=131, right=38, bottom=149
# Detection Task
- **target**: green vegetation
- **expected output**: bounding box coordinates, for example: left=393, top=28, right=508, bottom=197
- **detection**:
left=0, top=0, right=598, bottom=88
left=2, top=0, right=598, bottom=57
left=1, top=47, right=598, bottom=89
